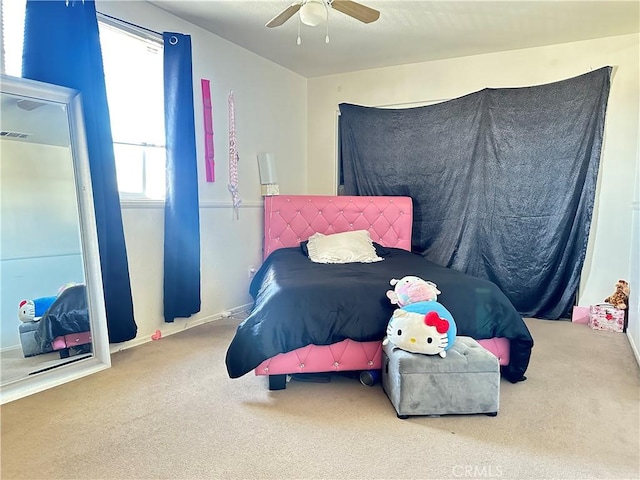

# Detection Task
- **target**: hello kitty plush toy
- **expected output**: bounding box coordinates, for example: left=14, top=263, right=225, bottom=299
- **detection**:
left=17, top=283, right=79, bottom=323
left=18, top=296, right=56, bottom=323
left=383, top=300, right=457, bottom=358
left=386, top=276, right=441, bottom=307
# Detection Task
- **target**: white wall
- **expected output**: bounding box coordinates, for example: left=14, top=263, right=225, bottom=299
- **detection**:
left=0, top=140, right=85, bottom=348
left=307, top=35, right=639, bottom=335
left=96, top=6, right=638, bottom=354
left=8, top=1, right=635, bottom=357
left=628, top=124, right=640, bottom=364
left=95, top=1, right=307, bottom=349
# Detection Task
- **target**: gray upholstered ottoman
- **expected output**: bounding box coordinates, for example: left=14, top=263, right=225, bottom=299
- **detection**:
left=381, top=336, right=500, bottom=418
left=19, top=321, right=41, bottom=357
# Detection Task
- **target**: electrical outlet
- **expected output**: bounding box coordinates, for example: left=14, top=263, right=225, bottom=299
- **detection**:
left=248, top=265, right=257, bottom=278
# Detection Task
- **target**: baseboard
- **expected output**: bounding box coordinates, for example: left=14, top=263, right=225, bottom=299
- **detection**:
left=627, top=330, right=640, bottom=368
left=0, top=344, right=22, bottom=354
left=109, top=303, right=252, bottom=354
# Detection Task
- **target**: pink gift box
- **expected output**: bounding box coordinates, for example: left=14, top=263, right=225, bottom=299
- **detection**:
left=572, top=306, right=590, bottom=324
left=588, top=304, right=625, bottom=333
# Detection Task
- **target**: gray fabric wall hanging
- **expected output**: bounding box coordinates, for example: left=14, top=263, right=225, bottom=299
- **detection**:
left=339, top=67, right=611, bottom=319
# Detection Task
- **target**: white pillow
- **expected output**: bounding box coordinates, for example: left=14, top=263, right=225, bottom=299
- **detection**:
left=306, top=230, right=383, bottom=264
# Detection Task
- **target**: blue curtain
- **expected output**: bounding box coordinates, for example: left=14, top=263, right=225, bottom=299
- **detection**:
left=162, top=32, right=201, bottom=322
left=22, top=0, right=137, bottom=343
left=340, top=68, right=611, bottom=320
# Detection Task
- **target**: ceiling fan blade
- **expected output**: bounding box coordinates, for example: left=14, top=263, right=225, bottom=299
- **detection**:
left=266, top=2, right=302, bottom=28
left=331, top=0, right=380, bottom=24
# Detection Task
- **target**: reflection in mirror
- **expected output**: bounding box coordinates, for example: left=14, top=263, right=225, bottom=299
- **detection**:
left=0, top=74, right=111, bottom=404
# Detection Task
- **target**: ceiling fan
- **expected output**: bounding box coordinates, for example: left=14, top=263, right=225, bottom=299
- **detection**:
left=266, top=0, right=380, bottom=29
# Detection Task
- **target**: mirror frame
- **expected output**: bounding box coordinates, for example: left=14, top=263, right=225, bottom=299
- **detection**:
left=0, top=74, right=111, bottom=404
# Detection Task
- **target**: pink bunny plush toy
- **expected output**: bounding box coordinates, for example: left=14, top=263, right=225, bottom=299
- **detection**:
left=386, top=276, right=441, bottom=308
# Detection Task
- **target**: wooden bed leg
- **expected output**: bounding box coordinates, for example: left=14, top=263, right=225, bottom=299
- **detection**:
left=268, top=374, right=287, bottom=391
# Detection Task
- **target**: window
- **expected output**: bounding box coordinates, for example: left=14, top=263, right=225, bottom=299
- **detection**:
left=1, top=1, right=166, bottom=200
left=1, top=0, right=25, bottom=76
left=98, top=19, right=166, bottom=200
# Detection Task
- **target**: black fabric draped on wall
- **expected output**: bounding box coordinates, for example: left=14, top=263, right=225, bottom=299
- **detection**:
left=162, top=32, right=201, bottom=323
left=339, top=68, right=611, bottom=319
left=22, top=0, right=137, bottom=342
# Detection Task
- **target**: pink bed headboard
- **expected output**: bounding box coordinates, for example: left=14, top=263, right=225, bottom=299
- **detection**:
left=263, top=195, right=413, bottom=260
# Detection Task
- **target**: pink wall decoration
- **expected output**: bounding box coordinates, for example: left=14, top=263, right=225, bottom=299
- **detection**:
left=201, top=78, right=215, bottom=182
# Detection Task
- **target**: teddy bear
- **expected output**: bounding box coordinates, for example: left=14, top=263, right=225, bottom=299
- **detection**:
left=386, top=275, right=441, bottom=307
left=604, top=279, right=630, bottom=310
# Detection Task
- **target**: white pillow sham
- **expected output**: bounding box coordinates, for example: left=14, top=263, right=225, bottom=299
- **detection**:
left=306, top=230, right=383, bottom=264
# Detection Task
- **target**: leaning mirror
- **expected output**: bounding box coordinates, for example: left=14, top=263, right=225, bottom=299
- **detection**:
left=0, top=74, right=110, bottom=404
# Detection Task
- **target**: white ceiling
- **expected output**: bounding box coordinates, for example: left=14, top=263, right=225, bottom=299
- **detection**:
left=0, top=92, right=70, bottom=147
left=147, top=0, right=640, bottom=78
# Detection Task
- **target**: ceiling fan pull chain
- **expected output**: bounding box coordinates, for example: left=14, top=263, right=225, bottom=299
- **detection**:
left=296, top=15, right=302, bottom=45
left=325, top=0, right=330, bottom=43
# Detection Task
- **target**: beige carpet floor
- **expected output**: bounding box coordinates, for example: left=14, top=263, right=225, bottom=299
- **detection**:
left=1, top=347, right=92, bottom=385
left=1, top=318, right=639, bottom=480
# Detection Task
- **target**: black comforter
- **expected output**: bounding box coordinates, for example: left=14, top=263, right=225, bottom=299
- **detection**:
left=225, top=247, right=533, bottom=383
left=35, top=284, right=89, bottom=351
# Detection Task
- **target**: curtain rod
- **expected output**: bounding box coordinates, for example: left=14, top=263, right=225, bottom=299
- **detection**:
left=96, top=11, right=162, bottom=38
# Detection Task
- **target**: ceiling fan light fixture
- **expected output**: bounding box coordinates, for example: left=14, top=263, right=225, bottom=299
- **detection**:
left=299, top=1, right=327, bottom=27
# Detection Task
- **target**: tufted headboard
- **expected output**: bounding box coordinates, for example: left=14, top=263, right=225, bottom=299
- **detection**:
left=263, top=195, right=413, bottom=260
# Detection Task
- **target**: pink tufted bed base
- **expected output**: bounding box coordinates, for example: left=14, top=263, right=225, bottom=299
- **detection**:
left=254, top=195, right=509, bottom=388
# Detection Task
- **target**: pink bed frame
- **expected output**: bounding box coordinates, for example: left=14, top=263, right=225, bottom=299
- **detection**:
left=52, top=331, right=92, bottom=358
left=254, top=195, right=509, bottom=387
